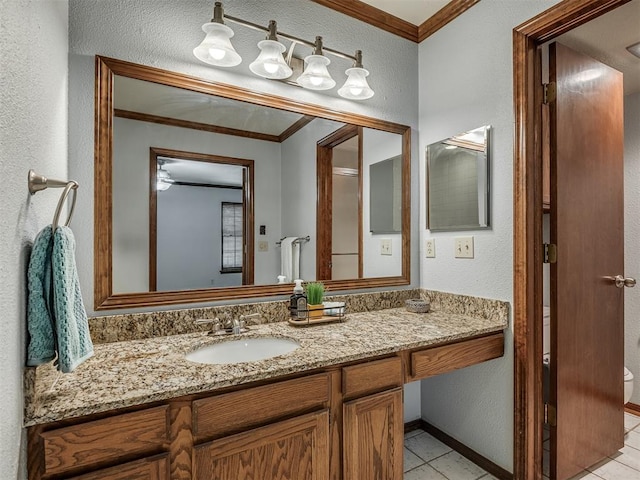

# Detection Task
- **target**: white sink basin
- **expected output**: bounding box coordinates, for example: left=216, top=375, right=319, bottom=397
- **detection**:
left=186, top=337, right=300, bottom=365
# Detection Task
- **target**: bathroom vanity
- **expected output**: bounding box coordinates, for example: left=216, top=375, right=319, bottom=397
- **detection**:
left=25, top=305, right=507, bottom=480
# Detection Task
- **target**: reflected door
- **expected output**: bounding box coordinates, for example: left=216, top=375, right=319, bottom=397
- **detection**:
left=317, top=125, right=363, bottom=281
left=549, top=42, right=624, bottom=480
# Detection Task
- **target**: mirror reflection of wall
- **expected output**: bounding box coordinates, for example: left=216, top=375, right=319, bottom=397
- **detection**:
left=426, top=125, right=491, bottom=231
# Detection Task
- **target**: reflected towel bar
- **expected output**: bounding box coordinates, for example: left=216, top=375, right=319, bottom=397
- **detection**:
left=276, top=236, right=310, bottom=246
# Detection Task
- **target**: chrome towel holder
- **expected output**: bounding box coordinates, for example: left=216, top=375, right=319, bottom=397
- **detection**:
left=28, top=170, right=79, bottom=229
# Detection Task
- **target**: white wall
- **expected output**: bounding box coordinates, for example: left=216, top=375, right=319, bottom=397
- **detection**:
left=280, top=119, right=346, bottom=281
left=625, top=92, right=640, bottom=404
left=419, top=0, right=559, bottom=471
left=157, top=186, right=243, bottom=290
left=112, top=117, right=281, bottom=292
left=0, top=1, right=69, bottom=477
left=68, top=0, right=420, bottom=313
left=362, top=128, right=403, bottom=277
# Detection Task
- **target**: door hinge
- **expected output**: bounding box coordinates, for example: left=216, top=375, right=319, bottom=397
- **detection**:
left=543, top=243, right=557, bottom=264
left=544, top=403, right=557, bottom=427
left=543, top=82, right=556, bottom=104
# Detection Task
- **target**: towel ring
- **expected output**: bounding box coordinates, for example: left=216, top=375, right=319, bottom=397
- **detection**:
left=52, top=181, right=78, bottom=230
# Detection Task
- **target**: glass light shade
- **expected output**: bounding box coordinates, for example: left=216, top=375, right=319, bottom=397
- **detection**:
left=156, top=167, right=173, bottom=191
left=193, top=23, right=242, bottom=67
left=249, top=40, right=292, bottom=79
left=338, top=67, right=374, bottom=100
left=297, top=55, right=336, bottom=90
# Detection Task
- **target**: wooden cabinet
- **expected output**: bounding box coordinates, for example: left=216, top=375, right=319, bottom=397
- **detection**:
left=407, top=332, right=504, bottom=382
left=67, top=454, right=169, bottom=480
left=343, top=388, right=404, bottom=480
left=27, top=334, right=504, bottom=480
left=193, top=410, right=330, bottom=480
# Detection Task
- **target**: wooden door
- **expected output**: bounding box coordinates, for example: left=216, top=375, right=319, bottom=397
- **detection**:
left=549, top=42, right=625, bottom=480
left=343, top=388, right=403, bottom=480
left=193, top=410, right=329, bottom=480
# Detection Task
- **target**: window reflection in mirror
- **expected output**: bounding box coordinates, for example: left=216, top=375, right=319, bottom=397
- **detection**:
left=426, top=125, right=491, bottom=231
left=96, top=57, right=410, bottom=309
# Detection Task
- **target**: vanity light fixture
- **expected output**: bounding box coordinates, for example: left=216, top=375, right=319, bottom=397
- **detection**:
left=193, top=2, right=241, bottom=67
left=194, top=2, right=374, bottom=100
left=337, top=50, right=374, bottom=100
left=249, top=21, right=292, bottom=79
left=297, top=37, right=335, bottom=90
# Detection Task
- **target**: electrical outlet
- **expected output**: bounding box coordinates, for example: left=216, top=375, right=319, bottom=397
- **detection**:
left=380, top=239, right=392, bottom=256
left=425, top=239, right=435, bottom=258
left=258, top=241, right=269, bottom=252
left=455, top=236, right=474, bottom=258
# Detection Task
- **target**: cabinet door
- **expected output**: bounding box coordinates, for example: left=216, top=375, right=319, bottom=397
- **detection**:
left=193, top=410, right=329, bottom=480
left=67, top=454, right=169, bottom=480
left=343, top=388, right=403, bottom=480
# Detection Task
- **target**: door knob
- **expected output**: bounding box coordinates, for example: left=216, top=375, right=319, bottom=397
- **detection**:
left=609, top=275, right=636, bottom=288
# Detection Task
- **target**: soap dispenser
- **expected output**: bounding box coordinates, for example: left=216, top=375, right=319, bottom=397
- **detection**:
left=290, top=279, right=307, bottom=320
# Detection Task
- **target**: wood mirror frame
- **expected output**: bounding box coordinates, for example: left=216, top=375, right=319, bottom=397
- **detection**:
left=94, top=56, right=411, bottom=310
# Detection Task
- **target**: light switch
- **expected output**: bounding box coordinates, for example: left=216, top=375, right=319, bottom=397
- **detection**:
left=455, top=236, right=474, bottom=258
left=380, top=239, right=392, bottom=256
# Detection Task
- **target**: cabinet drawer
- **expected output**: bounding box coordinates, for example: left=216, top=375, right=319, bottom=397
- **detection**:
left=67, top=453, right=169, bottom=480
left=342, top=357, right=403, bottom=399
left=409, top=332, right=504, bottom=381
left=41, top=406, right=169, bottom=476
left=192, top=373, right=331, bottom=441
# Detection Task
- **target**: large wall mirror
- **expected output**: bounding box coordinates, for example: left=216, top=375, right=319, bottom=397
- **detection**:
left=95, top=57, right=411, bottom=310
left=426, top=125, right=491, bottom=232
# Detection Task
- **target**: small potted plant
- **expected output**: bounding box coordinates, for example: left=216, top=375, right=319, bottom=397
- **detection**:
left=305, top=282, right=325, bottom=318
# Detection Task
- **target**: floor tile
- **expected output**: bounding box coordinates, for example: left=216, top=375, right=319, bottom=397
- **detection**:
left=626, top=430, right=640, bottom=450
left=404, top=447, right=425, bottom=472
left=610, top=446, right=640, bottom=472
left=405, top=432, right=452, bottom=463
left=429, top=451, right=488, bottom=480
left=625, top=413, right=640, bottom=432
left=590, top=459, right=640, bottom=479
left=568, top=471, right=605, bottom=480
left=405, top=429, right=423, bottom=440
left=404, top=463, right=448, bottom=480
left=478, top=474, right=499, bottom=479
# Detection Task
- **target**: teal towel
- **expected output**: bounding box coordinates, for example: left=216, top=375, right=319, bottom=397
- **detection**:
left=26, top=226, right=56, bottom=366
left=51, top=226, right=93, bottom=373
left=26, top=225, right=93, bottom=373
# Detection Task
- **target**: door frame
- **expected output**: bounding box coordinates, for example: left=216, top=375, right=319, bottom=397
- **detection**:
left=149, top=147, right=255, bottom=291
left=512, top=0, right=631, bottom=478
left=316, top=124, right=364, bottom=281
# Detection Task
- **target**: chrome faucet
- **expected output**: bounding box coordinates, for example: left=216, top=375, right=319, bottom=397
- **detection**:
left=195, top=314, right=256, bottom=335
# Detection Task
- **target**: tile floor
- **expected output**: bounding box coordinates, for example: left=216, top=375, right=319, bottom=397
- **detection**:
left=404, top=412, right=640, bottom=479
left=403, top=428, right=497, bottom=480
left=542, top=412, right=640, bottom=480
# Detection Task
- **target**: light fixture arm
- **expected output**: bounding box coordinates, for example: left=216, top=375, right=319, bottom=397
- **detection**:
left=222, top=13, right=358, bottom=63
left=354, top=50, right=364, bottom=68
left=211, top=1, right=225, bottom=24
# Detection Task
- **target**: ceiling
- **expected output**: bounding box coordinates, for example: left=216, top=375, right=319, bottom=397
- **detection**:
left=557, top=0, right=640, bottom=95
left=358, top=0, right=449, bottom=26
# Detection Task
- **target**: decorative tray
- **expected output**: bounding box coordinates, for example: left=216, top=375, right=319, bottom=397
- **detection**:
left=288, top=302, right=346, bottom=327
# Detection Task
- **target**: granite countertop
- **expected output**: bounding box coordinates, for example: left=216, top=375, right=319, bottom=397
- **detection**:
left=24, top=307, right=507, bottom=426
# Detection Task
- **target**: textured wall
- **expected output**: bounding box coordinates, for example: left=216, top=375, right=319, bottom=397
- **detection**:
left=625, top=92, right=640, bottom=404
left=68, top=0, right=420, bottom=314
left=0, top=1, right=69, bottom=477
left=418, top=0, right=559, bottom=471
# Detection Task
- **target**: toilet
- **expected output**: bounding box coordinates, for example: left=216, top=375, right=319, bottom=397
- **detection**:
left=542, top=307, right=634, bottom=405
left=625, top=367, right=634, bottom=405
